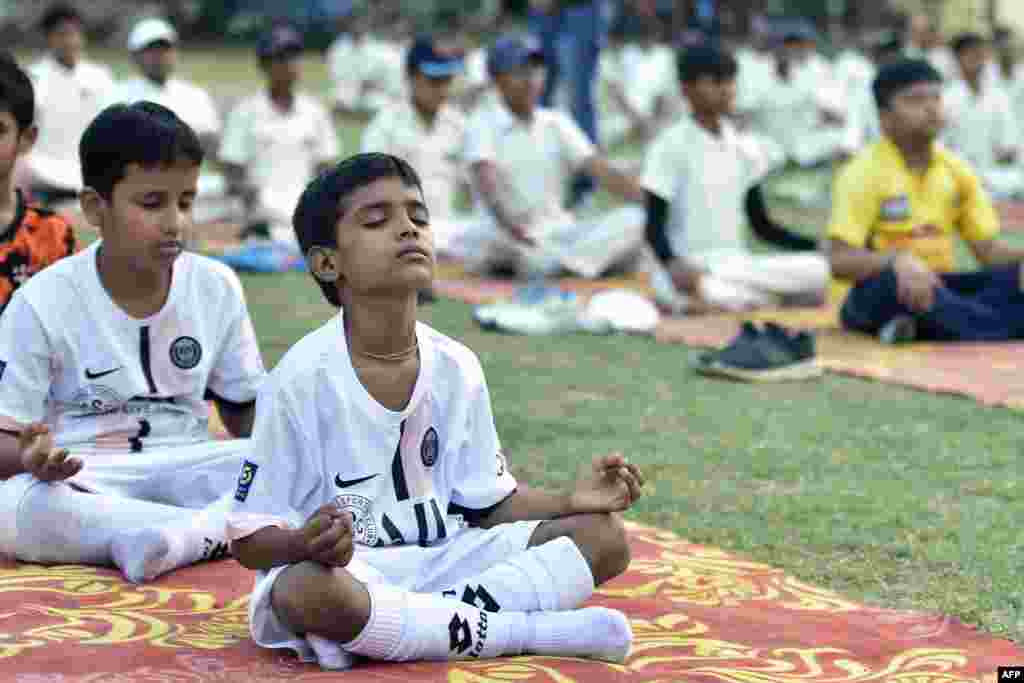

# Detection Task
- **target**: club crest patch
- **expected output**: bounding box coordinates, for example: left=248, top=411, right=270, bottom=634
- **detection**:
left=234, top=460, right=258, bottom=502
left=880, top=195, right=911, bottom=221
left=421, top=426, right=439, bottom=467
left=170, top=336, right=202, bottom=369
left=333, top=493, right=379, bottom=546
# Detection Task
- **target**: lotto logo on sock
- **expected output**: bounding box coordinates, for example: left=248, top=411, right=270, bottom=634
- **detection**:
left=1000, top=667, right=1024, bottom=680
left=234, top=460, right=259, bottom=502
left=0, top=360, right=7, bottom=381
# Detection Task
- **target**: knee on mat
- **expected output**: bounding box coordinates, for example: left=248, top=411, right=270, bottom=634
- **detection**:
left=273, top=562, right=367, bottom=638
left=571, top=512, right=631, bottom=584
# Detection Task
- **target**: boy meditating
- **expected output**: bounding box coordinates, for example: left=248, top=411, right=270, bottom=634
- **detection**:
left=229, top=153, right=644, bottom=669
left=830, top=60, right=1024, bottom=342
left=0, top=102, right=266, bottom=582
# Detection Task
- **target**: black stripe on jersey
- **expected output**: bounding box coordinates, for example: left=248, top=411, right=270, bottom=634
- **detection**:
left=381, top=514, right=405, bottom=545
left=430, top=498, right=447, bottom=540
left=414, top=502, right=429, bottom=547
left=0, top=428, right=18, bottom=437
left=447, top=487, right=519, bottom=527
left=139, top=327, right=158, bottom=394
left=203, top=389, right=255, bottom=410
left=392, top=420, right=409, bottom=501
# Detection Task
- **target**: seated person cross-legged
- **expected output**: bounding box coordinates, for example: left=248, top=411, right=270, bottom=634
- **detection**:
left=829, top=60, right=1024, bottom=343
left=643, top=46, right=829, bottom=315
left=462, top=34, right=647, bottom=280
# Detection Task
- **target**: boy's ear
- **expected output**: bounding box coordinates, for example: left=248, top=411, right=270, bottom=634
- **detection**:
left=79, top=187, right=107, bottom=230
left=16, top=125, right=38, bottom=156
left=309, top=246, right=341, bottom=283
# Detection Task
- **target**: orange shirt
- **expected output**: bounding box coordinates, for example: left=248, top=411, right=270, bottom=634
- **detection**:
left=0, top=191, right=76, bottom=313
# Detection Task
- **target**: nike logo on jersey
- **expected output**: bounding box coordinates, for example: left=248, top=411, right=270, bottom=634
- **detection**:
left=335, top=473, right=380, bottom=488
left=85, top=366, right=123, bottom=380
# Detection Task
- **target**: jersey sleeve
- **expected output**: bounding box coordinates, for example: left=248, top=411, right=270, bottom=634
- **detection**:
left=555, top=112, right=597, bottom=172
left=462, top=112, right=498, bottom=167
left=640, top=128, right=679, bottom=201
left=826, top=160, right=880, bottom=248
left=738, top=131, right=785, bottom=188
left=0, top=292, right=53, bottom=430
left=956, top=163, right=1000, bottom=242
left=227, top=381, right=315, bottom=541
left=218, top=104, right=253, bottom=167
left=448, top=365, right=517, bottom=514
left=206, top=270, right=266, bottom=404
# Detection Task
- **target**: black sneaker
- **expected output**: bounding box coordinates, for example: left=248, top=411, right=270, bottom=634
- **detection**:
left=698, top=321, right=822, bottom=382
left=695, top=321, right=760, bottom=368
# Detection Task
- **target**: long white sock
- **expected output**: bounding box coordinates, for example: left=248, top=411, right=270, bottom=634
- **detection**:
left=111, top=494, right=234, bottom=583
left=438, top=536, right=594, bottom=612
left=14, top=481, right=184, bottom=567
left=342, top=583, right=631, bottom=663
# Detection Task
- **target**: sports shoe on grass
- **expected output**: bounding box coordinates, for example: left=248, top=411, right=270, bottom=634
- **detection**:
left=696, top=321, right=822, bottom=382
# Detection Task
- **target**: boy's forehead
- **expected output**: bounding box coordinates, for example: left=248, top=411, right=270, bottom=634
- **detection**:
left=118, top=161, right=200, bottom=190
left=897, top=82, right=942, bottom=98
left=342, top=176, right=423, bottom=211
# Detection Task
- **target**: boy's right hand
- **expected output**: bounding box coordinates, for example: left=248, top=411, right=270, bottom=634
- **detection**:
left=19, top=423, right=82, bottom=482
left=302, top=504, right=355, bottom=567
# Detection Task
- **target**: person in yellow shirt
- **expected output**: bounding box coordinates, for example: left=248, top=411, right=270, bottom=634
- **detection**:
left=828, top=60, right=1024, bottom=343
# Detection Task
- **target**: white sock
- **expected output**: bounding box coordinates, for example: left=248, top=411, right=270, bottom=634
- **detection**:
left=111, top=495, right=234, bottom=583
left=14, top=481, right=184, bottom=567
left=438, top=536, right=594, bottom=612
left=342, top=583, right=631, bottom=663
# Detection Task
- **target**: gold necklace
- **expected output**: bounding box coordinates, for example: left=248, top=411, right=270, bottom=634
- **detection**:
left=352, top=341, right=418, bottom=362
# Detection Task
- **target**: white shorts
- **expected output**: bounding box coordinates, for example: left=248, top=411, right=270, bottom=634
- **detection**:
left=249, top=520, right=541, bottom=663
left=0, top=439, right=249, bottom=556
left=67, top=439, right=250, bottom=507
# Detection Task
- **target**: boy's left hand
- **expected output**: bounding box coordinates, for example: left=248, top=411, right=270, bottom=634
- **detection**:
left=570, top=453, right=644, bottom=514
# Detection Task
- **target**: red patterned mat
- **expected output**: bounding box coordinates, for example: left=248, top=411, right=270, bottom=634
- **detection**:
left=0, top=522, right=1017, bottom=682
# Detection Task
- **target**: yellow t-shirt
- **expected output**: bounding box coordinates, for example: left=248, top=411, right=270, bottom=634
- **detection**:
left=827, top=137, right=999, bottom=272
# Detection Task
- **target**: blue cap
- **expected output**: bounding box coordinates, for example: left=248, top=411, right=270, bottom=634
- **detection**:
left=487, top=34, right=545, bottom=77
left=406, top=36, right=465, bottom=78
left=257, top=25, right=304, bottom=59
left=777, top=18, right=819, bottom=44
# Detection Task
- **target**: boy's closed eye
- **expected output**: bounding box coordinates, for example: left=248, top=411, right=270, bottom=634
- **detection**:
left=356, top=201, right=431, bottom=229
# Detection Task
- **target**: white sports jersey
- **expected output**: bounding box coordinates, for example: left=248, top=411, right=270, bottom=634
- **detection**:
left=107, top=77, right=222, bottom=137
left=27, top=55, right=115, bottom=191
left=0, top=242, right=265, bottom=456
left=230, top=312, right=517, bottom=550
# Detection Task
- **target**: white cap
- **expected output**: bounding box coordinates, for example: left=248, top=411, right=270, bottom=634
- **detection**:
left=128, top=17, right=178, bottom=51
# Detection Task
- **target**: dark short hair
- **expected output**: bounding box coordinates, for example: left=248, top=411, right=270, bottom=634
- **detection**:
left=951, top=32, right=987, bottom=55
left=40, top=4, right=82, bottom=34
left=0, top=52, right=35, bottom=131
left=677, top=45, right=738, bottom=83
left=872, top=59, right=943, bottom=110
left=293, top=153, right=423, bottom=307
left=80, top=101, right=204, bottom=199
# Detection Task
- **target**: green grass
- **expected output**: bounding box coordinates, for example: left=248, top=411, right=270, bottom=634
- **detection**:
left=52, top=47, right=1024, bottom=644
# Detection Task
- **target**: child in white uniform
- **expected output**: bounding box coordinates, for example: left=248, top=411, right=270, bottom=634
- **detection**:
left=228, top=153, right=644, bottom=669
left=0, top=102, right=266, bottom=582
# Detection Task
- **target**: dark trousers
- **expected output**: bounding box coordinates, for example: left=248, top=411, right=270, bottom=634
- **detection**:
left=841, top=264, right=1024, bottom=341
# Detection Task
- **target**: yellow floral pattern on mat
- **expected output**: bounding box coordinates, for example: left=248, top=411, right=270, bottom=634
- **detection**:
left=0, top=522, right=1012, bottom=682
